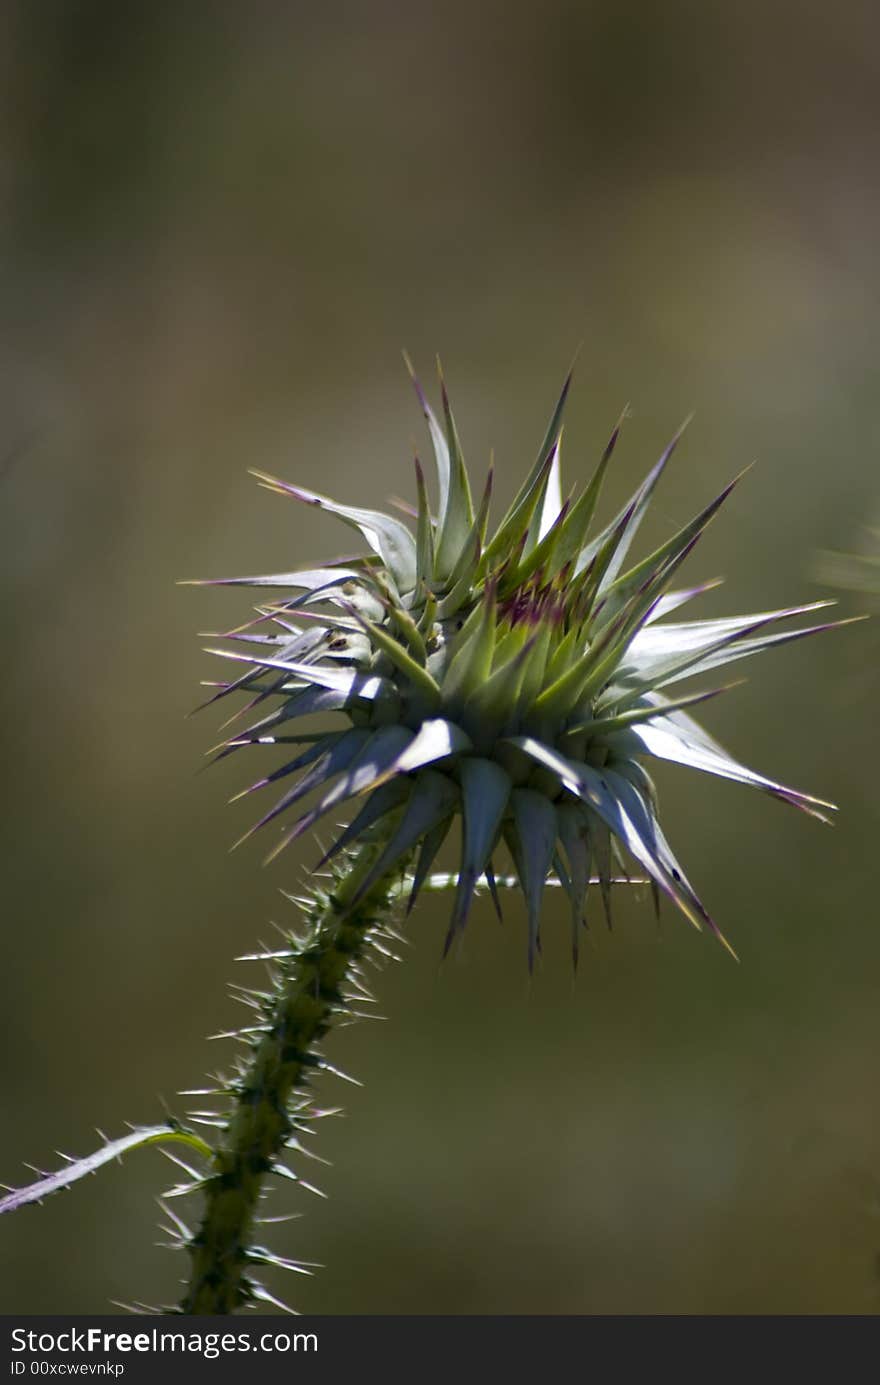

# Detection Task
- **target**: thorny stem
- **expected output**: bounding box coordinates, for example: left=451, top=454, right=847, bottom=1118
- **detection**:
left=181, top=840, right=407, bottom=1314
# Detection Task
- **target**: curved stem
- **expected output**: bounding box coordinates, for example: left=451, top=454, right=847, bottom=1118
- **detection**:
left=181, top=841, right=404, bottom=1314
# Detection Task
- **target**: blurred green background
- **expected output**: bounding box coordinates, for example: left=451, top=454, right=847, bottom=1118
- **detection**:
left=2, top=1, right=879, bottom=1315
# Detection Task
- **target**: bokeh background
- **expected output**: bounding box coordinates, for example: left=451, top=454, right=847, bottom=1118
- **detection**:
left=2, top=1, right=879, bottom=1315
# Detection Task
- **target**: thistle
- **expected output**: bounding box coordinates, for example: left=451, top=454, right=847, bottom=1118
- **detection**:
left=201, top=359, right=845, bottom=967
left=1, top=362, right=854, bottom=1316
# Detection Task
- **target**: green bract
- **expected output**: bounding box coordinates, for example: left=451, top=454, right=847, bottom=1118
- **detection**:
left=198, top=363, right=846, bottom=967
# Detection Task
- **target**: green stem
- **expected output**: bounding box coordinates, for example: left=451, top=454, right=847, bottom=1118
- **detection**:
left=181, top=841, right=404, bottom=1314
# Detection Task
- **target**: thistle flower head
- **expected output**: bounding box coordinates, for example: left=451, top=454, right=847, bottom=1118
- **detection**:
left=196, top=361, right=847, bottom=967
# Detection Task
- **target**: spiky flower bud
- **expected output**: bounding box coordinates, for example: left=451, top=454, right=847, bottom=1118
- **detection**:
left=200, top=362, right=846, bottom=967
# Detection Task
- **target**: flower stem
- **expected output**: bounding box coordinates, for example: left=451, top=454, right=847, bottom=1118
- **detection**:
left=181, top=841, right=404, bottom=1314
